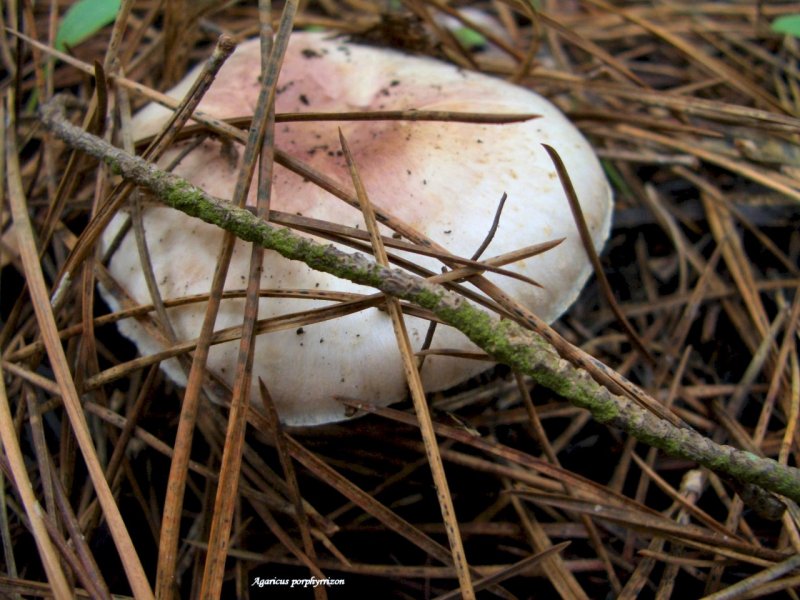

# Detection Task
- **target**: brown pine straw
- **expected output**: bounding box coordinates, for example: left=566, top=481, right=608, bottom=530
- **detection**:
left=3, top=1, right=800, bottom=598
left=195, top=8, right=293, bottom=600
left=339, top=128, right=476, bottom=598
left=5, top=100, right=152, bottom=598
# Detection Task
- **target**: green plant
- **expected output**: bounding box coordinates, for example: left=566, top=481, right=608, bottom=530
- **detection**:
left=771, top=14, right=800, bottom=38
left=55, top=0, right=120, bottom=50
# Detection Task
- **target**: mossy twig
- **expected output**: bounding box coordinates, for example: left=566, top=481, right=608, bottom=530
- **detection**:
left=39, top=96, right=800, bottom=507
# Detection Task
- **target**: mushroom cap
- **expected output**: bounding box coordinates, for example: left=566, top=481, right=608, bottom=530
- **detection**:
left=101, top=32, right=613, bottom=426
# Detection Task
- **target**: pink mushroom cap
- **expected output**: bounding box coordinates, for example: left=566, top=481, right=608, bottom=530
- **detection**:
left=101, top=32, right=613, bottom=426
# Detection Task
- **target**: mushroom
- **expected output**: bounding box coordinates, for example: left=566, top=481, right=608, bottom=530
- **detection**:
left=100, top=32, right=613, bottom=426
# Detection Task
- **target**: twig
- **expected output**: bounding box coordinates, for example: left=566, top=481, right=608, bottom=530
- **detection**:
left=39, top=94, right=800, bottom=505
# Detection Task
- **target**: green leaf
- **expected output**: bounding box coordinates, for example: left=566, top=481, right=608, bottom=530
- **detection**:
left=453, top=27, right=487, bottom=50
left=55, top=0, right=121, bottom=51
left=771, top=14, right=800, bottom=38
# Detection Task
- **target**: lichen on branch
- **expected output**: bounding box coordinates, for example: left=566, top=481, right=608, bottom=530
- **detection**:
left=39, top=95, right=800, bottom=507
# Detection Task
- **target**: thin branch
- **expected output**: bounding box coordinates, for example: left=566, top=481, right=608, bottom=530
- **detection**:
left=40, top=95, right=800, bottom=506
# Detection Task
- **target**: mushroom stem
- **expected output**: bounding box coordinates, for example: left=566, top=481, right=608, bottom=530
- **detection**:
left=41, top=96, right=800, bottom=506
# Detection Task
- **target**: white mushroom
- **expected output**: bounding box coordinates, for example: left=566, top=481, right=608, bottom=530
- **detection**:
left=100, top=32, right=613, bottom=426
